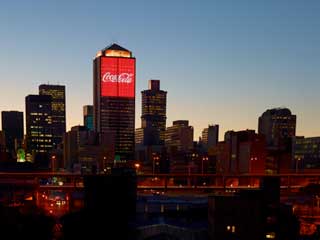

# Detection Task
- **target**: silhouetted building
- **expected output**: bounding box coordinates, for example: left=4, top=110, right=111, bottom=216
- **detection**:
left=63, top=126, right=114, bottom=172
left=141, top=80, right=167, bottom=145
left=208, top=177, right=299, bottom=240
left=1, top=111, right=24, bottom=154
left=39, top=84, right=66, bottom=149
left=83, top=105, right=93, bottom=130
left=165, top=120, right=194, bottom=152
left=25, top=95, right=53, bottom=157
left=135, top=127, right=160, bottom=146
left=258, top=108, right=296, bottom=150
left=93, top=43, right=135, bottom=162
left=259, top=108, right=296, bottom=173
left=292, top=136, right=320, bottom=172
left=202, top=124, right=219, bottom=150
left=0, top=131, right=8, bottom=162
left=210, top=130, right=266, bottom=174
left=226, top=130, right=266, bottom=174
left=61, top=169, right=137, bottom=240
left=1, top=111, right=24, bottom=156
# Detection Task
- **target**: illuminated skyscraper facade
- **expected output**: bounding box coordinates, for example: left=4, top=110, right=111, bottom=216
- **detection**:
left=258, top=108, right=296, bottom=150
left=39, top=84, right=66, bottom=148
left=141, top=80, right=167, bottom=145
left=25, top=95, right=53, bottom=154
left=93, top=43, right=135, bottom=161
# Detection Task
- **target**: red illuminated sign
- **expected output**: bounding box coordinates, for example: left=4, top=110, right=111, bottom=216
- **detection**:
left=100, top=57, right=135, bottom=98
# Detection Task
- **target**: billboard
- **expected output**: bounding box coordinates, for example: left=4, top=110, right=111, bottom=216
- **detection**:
left=101, top=57, right=135, bottom=98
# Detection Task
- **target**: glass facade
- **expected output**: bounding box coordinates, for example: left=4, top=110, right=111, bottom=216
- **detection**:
left=258, top=108, right=296, bottom=149
left=293, top=137, right=320, bottom=170
left=39, top=84, right=66, bottom=148
left=25, top=95, right=53, bottom=154
left=141, top=80, right=167, bottom=144
left=94, top=44, right=135, bottom=161
left=83, top=105, right=94, bottom=130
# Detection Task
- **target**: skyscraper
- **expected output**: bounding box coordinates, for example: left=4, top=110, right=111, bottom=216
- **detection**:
left=1, top=111, right=24, bottom=154
left=202, top=124, right=219, bottom=150
left=141, top=80, right=167, bottom=145
left=83, top=105, right=94, bottom=130
left=93, top=43, right=136, bottom=161
left=258, top=108, right=296, bottom=149
left=39, top=84, right=66, bottom=148
left=25, top=95, right=53, bottom=155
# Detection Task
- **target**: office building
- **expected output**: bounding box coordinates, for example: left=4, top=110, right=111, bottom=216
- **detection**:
left=25, top=95, right=53, bottom=155
left=292, top=136, right=320, bottom=172
left=258, top=108, right=296, bottom=173
left=1, top=111, right=24, bottom=155
left=141, top=80, right=167, bottom=145
left=202, top=124, right=219, bottom=150
left=165, top=120, right=194, bottom=152
left=209, top=130, right=266, bottom=174
left=63, top=126, right=114, bottom=172
left=258, top=108, right=296, bottom=150
left=0, top=131, right=7, bottom=162
left=83, top=105, right=93, bottom=130
left=39, top=84, right=66, bottom=148
left=93, top=43, right=135, bottom=162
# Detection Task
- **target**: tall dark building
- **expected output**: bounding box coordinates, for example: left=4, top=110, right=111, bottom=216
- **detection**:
left=93, top=43, right=135, bottom=161
left=25, top=95, right=53, bottom=155
left=83, top=105, right=93, bottom=130
left=1, top=111, right=24, bottom=154
left=202, top=124, right=219, bottom=150
left=258, top=108, right=296, bottom=149
left=39, top=84, right=66, bottom=148
left=141, top=80, right=167, bottom=145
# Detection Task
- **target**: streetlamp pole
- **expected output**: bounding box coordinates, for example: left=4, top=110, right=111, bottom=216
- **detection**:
left=202, top=157, right=204, bottom=175
left=295, top=157, right=301, bottom=173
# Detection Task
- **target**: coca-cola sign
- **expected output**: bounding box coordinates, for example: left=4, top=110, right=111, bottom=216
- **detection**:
left=102, top=72, right=134, bottom=83
left=100, top=57, right=135, bottom=98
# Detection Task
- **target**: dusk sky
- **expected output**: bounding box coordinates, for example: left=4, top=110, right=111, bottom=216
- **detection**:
left=0, top=0, right=319, bottom=139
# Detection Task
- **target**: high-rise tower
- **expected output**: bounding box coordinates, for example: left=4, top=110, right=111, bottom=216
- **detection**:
left=39, top=84, right=66, bottom=148
left=25, top=95, right=53, bottom=154
left=141, top=80, right=167, bottom=145
left=93, top=43, right=135, bottom=161
left=258, top=108, right=296, bottom=149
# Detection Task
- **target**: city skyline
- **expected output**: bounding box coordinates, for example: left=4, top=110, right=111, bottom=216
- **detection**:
left=1, top=0, right=320, bottom=139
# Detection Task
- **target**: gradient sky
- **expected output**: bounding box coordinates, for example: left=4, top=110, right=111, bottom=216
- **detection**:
left=0, top=0, right=319, bottom=140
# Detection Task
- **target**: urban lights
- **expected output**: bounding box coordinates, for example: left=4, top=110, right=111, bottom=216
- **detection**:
left=202, top=156, right=208, bottom=175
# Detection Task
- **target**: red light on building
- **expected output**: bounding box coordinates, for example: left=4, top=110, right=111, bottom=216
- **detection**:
left=100, top=57, right=135, bottom=98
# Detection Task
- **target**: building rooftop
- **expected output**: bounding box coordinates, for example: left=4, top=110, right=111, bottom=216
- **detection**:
left=263, top=108, right=293, bottom=116
left=102, top=43, right=130, bottom=52
left=96, top=43, right=132, bottom=58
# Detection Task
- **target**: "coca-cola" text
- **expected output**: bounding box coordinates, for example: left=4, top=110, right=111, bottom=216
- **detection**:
left=102, top=72, right=133, bottom=83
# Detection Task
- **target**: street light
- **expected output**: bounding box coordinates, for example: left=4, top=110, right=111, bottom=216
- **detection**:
left=295, top=157, right=301, bottom=173
left=152, top=155, right=159, bottom=175
left=134, top=163, right=140, bottom=174
left=202, top=156, right=208, bottom=175
left=51, top=155, right=56, bottom=172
